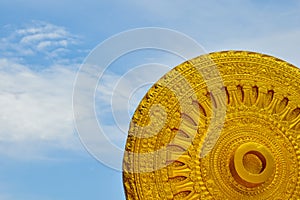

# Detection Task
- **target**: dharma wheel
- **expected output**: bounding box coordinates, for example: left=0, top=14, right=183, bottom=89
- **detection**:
left=123, top=51, right=300, bottom=199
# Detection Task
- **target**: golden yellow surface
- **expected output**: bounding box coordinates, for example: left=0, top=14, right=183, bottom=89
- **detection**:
left=123, top=51, right=300, bottom=199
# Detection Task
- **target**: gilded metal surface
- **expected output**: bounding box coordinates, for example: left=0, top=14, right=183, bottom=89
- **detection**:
left=123, top=51, right=300, bottom=199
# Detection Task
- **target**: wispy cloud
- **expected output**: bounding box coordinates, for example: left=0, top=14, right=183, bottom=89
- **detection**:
left=0, top=20, right=83, bottom=66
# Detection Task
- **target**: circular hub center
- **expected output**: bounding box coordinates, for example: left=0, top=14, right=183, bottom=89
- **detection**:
left=231, top=143, right=274, bottom=187
left=243, top=151, right=266, bottom=174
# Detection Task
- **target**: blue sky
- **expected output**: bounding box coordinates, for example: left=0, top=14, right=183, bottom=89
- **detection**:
left=1, top=1, right=300, bottom=199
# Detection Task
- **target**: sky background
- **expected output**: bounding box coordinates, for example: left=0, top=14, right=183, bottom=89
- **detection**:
left=1, top=1, right=300, bottom=199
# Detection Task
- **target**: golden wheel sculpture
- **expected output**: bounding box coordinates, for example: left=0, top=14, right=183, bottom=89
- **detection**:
left=123, top=51, right=300, bottom=199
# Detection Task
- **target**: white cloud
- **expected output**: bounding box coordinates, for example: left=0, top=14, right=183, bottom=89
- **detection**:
left=0, top=58, right=81, bottom=159
left=20, top=32, right=64, bottom=44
